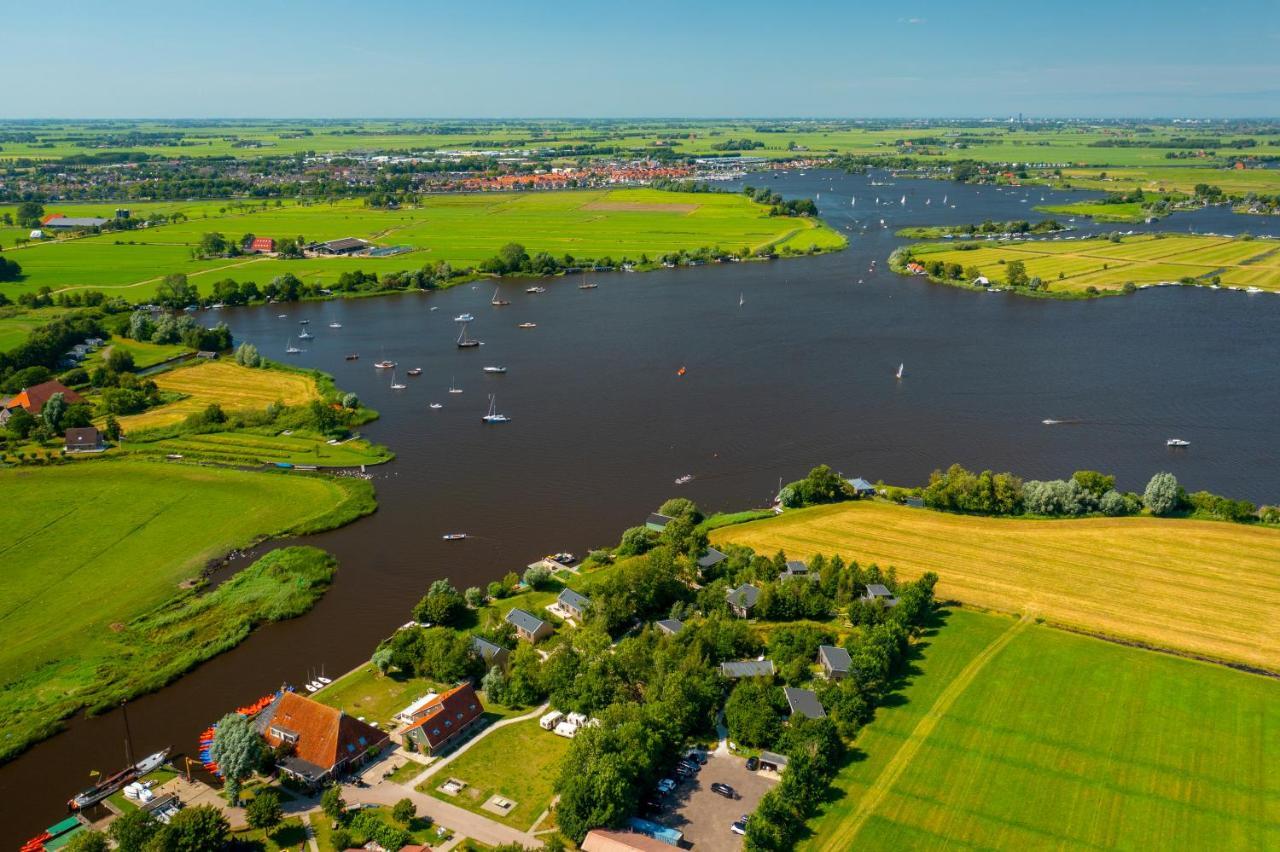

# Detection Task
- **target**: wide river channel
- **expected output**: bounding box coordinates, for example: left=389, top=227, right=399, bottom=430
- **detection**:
left=3, top=169, right=1278, bottom=838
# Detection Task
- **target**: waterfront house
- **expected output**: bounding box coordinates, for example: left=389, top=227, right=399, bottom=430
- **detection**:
left=720, top=659, right=775, bottom=679
left=64, top=426, right=105, bottom=453
left=470, top=636, right=510, bottom=672
left=645, top=513, right=674, bottom=532
left=556, top=587, right=591, bottom=620
left=862, top=583, right=900, bottom=607
left=255, top=692, right=386, bottom=786
left=4, top=380, right=86, bottom=417
left=817, top=644, right=852, bottom=680
left=783, top=686, right=826, bottom=720
left=401, top=683, right=486, bottom=755
left=655, top=618, right=684, bottom=636
left=506, top=607, right=554, bottom=643
left=846, top=477, right=877, bottom=498
left=726, top=583, right=760, bottom=618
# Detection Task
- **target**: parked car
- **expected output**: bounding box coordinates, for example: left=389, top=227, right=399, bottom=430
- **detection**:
left=657, top=778, right=677, bottom=794
left=678, top=759, right=701, bottom=773
left=731, top=818, right=748, bottom=836
left=711, top=782, right=738, bottom=799
left=687, top=750, right=708, bottom=765
left=746, top=756, right=759, bottom=771
left=674, top=765, right=694, bottom=778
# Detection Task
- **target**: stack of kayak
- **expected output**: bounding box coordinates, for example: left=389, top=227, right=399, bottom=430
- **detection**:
left=197, top=688, right=289, bottom=776
left=22, top=816, right=84, bottom=851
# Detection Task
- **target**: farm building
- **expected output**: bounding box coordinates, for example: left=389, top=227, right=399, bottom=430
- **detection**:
left=817, top=644, right=852, bottom=680
left=64, top=426, right=105, bottom=453
left=720, top=659, right=775, bottom=679
left=42, top=215, right=109, bottom=230
left=846, top=477, right=877, bottom=497
left=506, top=607, right=554, bottom=643
left=862, top=583, right=900, bottom=607
left=470, top=636, right=510, bottom=672
left=726, top=583, right=760, bottom=618
left=316, top=237, right=371, bottom=255
left=3, top=380, right=85, bottom=418
left=783, top=686, right=826, bottom=720
left=255, top=692, right=386, bottom=786
left=248, top=237, right=276, bottom=253
left=556, top=587, right=591, bottom=620
left=401, top=683, right=486, bottom=755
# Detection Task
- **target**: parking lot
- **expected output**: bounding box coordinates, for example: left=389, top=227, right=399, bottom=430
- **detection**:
left=649, top=751, right=776, bottom=850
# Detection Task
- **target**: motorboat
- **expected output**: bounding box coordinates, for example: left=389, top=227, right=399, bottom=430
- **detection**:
left=407, top=368, right=422, bottom=376
left=483, top=366, right=507, bottom=374
left=329, top=322, right=343, bottom=329
left=1166, top=438, right=1191, bottom=447
left=374, top=360, right=396, bottom=369
left=675, top=474, right=693, bottom=485
left=454, top=313, right=474, bottom=323
left=345, top=353, right=360, bottom=361
left=518, top=322, right=537, bottom=329
left=298, top=331, right=314, bottom=340
left=525, top=286, right=546, bottom=294
left=429, top=403, right=443, bottom=409
left=298, top=319, right=310, bottom=325
left=442, top=533, right=467, bottom=540
left=579, top=282, right=598, bottom=289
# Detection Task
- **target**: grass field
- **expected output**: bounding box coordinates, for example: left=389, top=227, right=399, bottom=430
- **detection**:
left=803, top=608, right=1279, bottom=850
left=314, top=665, right=442, bottom=730
left=126, top=429, right=390, bottom=467
left=712, top=501, right=1280, bottom=671
left=1033, top=199, right=1154, bottom=222
left=116, top=360, right=321, bottom=430
left=420, top=718, right=569, bottom=830
left=0, top=462, right=371, bottom=759
left=907, top=234, right=1280, bottom=294
left=0, top=189, right=844, bottom=300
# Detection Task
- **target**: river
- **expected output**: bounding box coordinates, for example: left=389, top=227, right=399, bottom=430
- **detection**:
left=3, top=169, right=1278, bottom=840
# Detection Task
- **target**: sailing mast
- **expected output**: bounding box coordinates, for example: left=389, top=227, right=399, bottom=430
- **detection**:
left=121, top=701, right=135, bottom=769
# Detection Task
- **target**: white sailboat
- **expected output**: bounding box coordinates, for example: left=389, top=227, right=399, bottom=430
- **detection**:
left=895, top=363, right=904, bottom=380
left=900, top=194, right=907, bottom=206
left=851, top=196, right=855, bottom=207
left=739, top=292, right=744, bottom=308
left=390, top=370, right=407, bottom=390
left=482, top=394, right=511, bottom=424
left=285, top=343, right=301, bottom=354
left=449, top=376, right=463, bottom=394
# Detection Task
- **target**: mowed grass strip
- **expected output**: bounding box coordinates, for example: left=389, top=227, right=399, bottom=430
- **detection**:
left=805, top=609, right=1279, bottom=850
left=713, top=501, right=1280, bottom=670
left=117, top=360, right=320, bottom=430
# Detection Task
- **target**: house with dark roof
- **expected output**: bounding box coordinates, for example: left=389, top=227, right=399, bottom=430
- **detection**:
left=64, top=426, right=105, bottom=453
left=726, top=583, right=760, bottom=618
left=255, top=692, right=386, bottom=785
left=862, top=584, right=900, bottom=607
left=470, top=636, right=510, bottom=672
left=846, top=477, right=877, bottom=497
left=758, top=751, right=789, bottom=773
left=783, top=686, right=826, bottom=720
left=720, top=659, right=775, bottom=679
left=781, top=560, right=818, bottom=582
left=401, top=682, right=486, bottom=755
left=44, top=215, right=109, bottom=230
left=4, top=380, right=86, bottom=418
left=655, top=618, right=684, bottom=636
left=817, top=644, right=852, bottom=680
left=696, top=547, right=728, bottom=574
left=506, top=607, right=554, bottom=643
left=557, top=587, right=591, bottom=620
left=317, top=237, right=371, bottom=255
left=645, top=513, right=674, bottom=532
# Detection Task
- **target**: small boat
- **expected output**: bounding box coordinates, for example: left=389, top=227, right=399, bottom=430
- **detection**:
left=518, top=322, right=537, bottom=329
left=1167, top=438, right=1191, bottom=447
left=551, top=552, right=576, bottom=564
left=345, top=353, right=360, bottom=361
left=305, top=682, right=319, bottom=693
left=525, top=286, right=546, bottom=294
left=277, top=313, right=288, bottom=318
left=491, top=288, right=511, bottom=306
left=895, top=363, right=904, bottom=380
left=483, top=366, right=507, bottom=374
left=675, top=474, right=693, bottom=485
left=390, top=371, right=407, bottom=390
left=1042, top=419, right=1062, bottom=425
left=430, top=306, right=439, bottom=311
left=482, top=394, right=511, bottom=424
left=579, top=282, right=598, bottom=290
left=429, top=402, right=443, bottom=409
left=329, top=322, right=343, bottom=329
left=442, top=533, right=467, bottom=540
left=454, top=313, right=474, bottom=323
left=299, top=319, right=310, bottom=325
left=407, top=367, right=422, bottom=376
left=298, top=331, right=314, bottom=340
left=374, top=360, right=396, bottom=369
left=316, top=675, right=331, bottom=684
left=677, top=366, right=686, bottom=376
left=449, top=376, right=463, bottom=394
left=286, top=345, right=302, bottom=354
left=739, top=292, right=744, bottom=307
left=457, top=324, right=480, bottom=348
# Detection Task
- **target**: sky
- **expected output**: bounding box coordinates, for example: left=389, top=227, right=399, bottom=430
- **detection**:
left=3, top=0, right=1278, bottom=119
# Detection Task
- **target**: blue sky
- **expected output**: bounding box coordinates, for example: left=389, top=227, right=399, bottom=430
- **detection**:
left=3, top=0, right=1277, bottom=118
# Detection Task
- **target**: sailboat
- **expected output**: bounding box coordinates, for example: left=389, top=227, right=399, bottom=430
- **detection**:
left=943, top=194, right=948, bottom=205
left=298, top=330, right=313, bottom=340
left=286, top=342, right=302, bottom=354
left=900, top=194, right=907, bottom=206
left=491, top=287, right=511, bottom=306
left=739, top=292, right=744, bottom=308
left=449, top=376, right=463, bottom=394
left=482, top=394, right=511, bottom=424
left=390, top=370, right=407, bottom=390
left=68, top=703, right=171, bottom=811
left=457, top=323, right=480, bottom=348
left=895, top=363, right=905, bottom=380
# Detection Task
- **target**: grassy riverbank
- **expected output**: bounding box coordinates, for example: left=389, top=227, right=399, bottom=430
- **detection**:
left=0, top=462, right=373, bottom=761
left=1033, top=199, right=1154, bottom=222
left=803, top=608, right=1279, bottom=850
left=712, top=500, right=1280, bottom=671
left=0, top=189, right=845, bottom=300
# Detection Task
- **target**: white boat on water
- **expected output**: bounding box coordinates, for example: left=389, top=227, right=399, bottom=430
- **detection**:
left=483, top=366, right=507, bottom=374
left=374, top=359, right=396, bottom=369
left=390, top=370, right=407, bottom=390
left=298, top=331, right=314, bottom=340
left=449, top=376, right=463, bottom=394
left=299, top=319, right=310, bottom=325
left=455, top=313, right=474, bottom=323
left=482, top=394, right=511, bottom=424
left=442, top=533, right=467, bottom=540
left=674, top=474, right=693, bottom=485
left=1167, top=438, right=1191, bottom=447
left=895, top=363, right=904, bottom=380
left=429, top=402, right=443, bottom=409
left=329, top=322, right=343, bottom=328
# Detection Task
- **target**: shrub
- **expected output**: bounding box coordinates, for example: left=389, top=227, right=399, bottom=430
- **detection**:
left=1143, top=472, right=1181, bottom=516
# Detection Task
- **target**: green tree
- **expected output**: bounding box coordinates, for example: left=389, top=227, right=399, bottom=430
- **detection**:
left=63, top=832, right=109, bottom=852
left=464, top=585, right=485, bottom=607
left=321, top=783, right=346, bottom=821
left=156, top=805, right=230, bottom=851
left=245, top=788, right=282, bottom=831
left=109, top=809, right=159, bottom=851
left=1143, top=472, right=1181, bottom=516
left=413, top=579, right=466, bottom=626
left=208, top=712, right=264, bottom=804
left=107, top=348, right=136, bottom=373
left=617, top=525, right=653, bottom=556
left=392, top=796, right=417, bottom=824
left=41, top=391, right=67, bottom=432
left=156, top=273, right=198, bottom=308
left=1005, top=259, right=1029, bottom=287
left=725, top=678, right=784, bottom=747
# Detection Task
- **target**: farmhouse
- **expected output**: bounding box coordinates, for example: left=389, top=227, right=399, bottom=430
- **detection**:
left=556, top=587, right=591, bottom=620
left=64, top=426, right=105, bottom=453
left=3, top=380, right=86, bottom=418
left=315, top=237, right=371, bottom=255
left=645, top=513, right=674, bottom=532
left=248, top=237, right=276, bottom=253
left=720, top=659, right=775, bottom=679
left=506, top=607, right=554, bottom=643
left=726, top=583, right=760, bottom=618
left=655, top=618, right=684, bottom=636
left=470, top=636, right=510, bottom=672
left=401, top=683, right=486, bottom=755
left=783, top=686, right=826, bottom=720
left=862, top=583, right=900, bottom=607
left=817, top=644, right=852, bottom=680
left=255, top=692, right=386, bottom=785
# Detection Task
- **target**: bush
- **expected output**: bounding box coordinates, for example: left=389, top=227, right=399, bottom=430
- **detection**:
left=1143, top=472, right=1181, bottom=516
left=617, top=525, right=653, bottom=556
left=392, top=796, right=416, bottom=824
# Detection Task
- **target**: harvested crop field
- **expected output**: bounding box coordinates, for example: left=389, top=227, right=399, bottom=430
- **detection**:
left=118, top=361, right=320, bottom=430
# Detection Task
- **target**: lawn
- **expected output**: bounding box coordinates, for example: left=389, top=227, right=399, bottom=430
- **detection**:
left=803, top=609, right=1279, bottom=850
left=230, top=817, right=310, bottom=851
left=115, top=360, right=321, bottom=431
left=0, top=305, right=76, bottom=352
left=712, top=500, right=1280, bottom=671
left=1033, top=199, right=1154, bottom=222
left=420, top=718, right=570, bottom=830
left=0, top=189, right=845, bottom=300
left=125, top=428, right=390, bottom=468
left=905, top=234, right=1280, bottom=294
left=313, top=665, right=443, bottom=730
left=0, top=462, right=372, bottom=760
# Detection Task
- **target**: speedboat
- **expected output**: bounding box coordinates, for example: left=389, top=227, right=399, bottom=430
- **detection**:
left=1167, top=438, right=1191, bottom=447
left=298, top=319, right=310, bottom=325
left=429, top=403, right=443, bottom=409
left=483, top=366, right=507, bottom=374
left=407, top=368, right=422, bottom=376
left=579, top=282, right=598, bottom=289
left=518, top=322, right=537, bottom=329
left=442, top=533, right=467, bottom=540
left=329, top=322, right=343, bottom=329
left=454, top=313, right=474, bottom=323
left=345, top=353, right=360, bottom=361
left=374, top=360, right=396, bottom=369
left=675, top=474, right=693, bottom=485
left=525, top=286, right=546, bottom=294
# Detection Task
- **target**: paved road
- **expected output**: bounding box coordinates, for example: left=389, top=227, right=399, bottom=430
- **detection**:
left=345, top=781, right=542, bottom=849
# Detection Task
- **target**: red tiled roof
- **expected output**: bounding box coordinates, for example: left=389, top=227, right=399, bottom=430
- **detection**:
left=404, top=683, right=484, bottom=749
left=7, top=381, right=86, bottom=415
left=261, top=692, right=383, bottom=772
left=250, top=237, right=275, bottom=251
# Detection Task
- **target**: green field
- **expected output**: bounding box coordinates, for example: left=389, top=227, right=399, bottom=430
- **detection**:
left=0, top=189, right=845, bottom=300
left=314, top=664, right=443, bottom=730
left=1034, top=199, right=1154, bottom=222
left=0, top=462, right=372, bottom=760
left=420, top=718, right=569, bottom=830
left=905, top=234, right=1280, bottom=294
left=126, top=429, right=390, bottom=467
left=713, top=500, right=1280, bottom=671
left=804, top=609, right=1279, bottom=850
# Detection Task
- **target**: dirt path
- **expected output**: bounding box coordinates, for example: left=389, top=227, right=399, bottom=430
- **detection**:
left=815, top=616, right=1031, bottom=852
